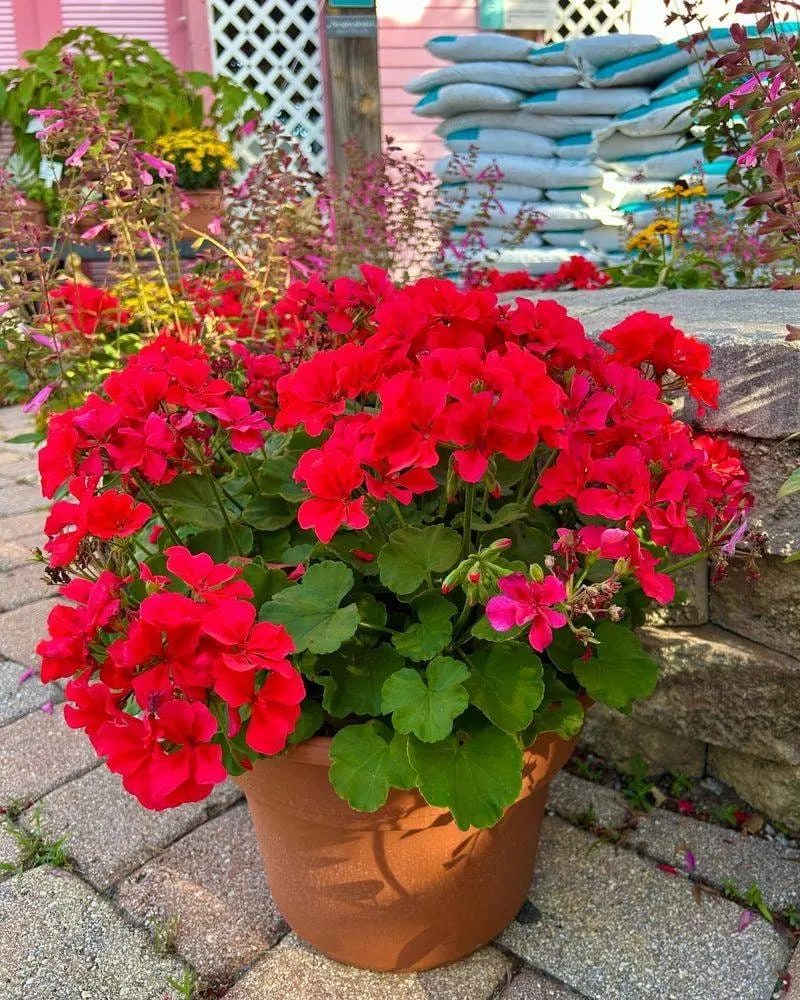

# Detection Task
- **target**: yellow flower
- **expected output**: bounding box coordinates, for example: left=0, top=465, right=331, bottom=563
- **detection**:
left=650, top=218, right=679, bottom=236
left=653, top=180, right=708, bottom=201
left=626, top=230, right=659, bottom=253
left=153, top=129, right=237, bottom=180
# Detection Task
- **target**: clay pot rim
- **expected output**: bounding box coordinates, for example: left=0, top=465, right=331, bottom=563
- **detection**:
left=277, top=693, right=592, bottom=768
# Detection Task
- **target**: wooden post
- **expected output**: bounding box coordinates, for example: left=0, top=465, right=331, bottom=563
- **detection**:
left=321, top=1, right=382, bottom=181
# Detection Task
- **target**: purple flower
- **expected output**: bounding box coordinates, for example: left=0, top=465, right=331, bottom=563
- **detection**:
left=65, top=139, right=91, bottom=168
left=40, top=701, right=54, bottom=715
left=81, top=222, right=107, bottom=241
left=719, top=72, right=769, bottom=109
left=139, top=153, right=176, bottom=181
left=207, top=216, right=223, bottom=236
left=22, top=384, right=54, bottom=414
left=736, top=909, right=754, bottom=933
left=722, top=518, right=749, bottom=556
left=683, top=850, right=697, bottom=873
left=239, top=119, right=257, bottom=138
left=17, top=667, right=35, bottom=685
left=30, top=331, right=61, bottom=349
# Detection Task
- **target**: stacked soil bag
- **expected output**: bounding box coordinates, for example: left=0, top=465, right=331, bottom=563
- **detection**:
left=411, top=28, right=787, bottom=273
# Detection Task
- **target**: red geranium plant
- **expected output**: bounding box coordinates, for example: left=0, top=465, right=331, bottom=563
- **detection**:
left=36, top=268, right=753, bottom=829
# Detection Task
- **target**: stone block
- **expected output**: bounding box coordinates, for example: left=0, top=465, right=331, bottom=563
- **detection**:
left=0, top=866, right=185, bottom=1000
left=636, top=625, right=800, bottom=765
left=726, top=436, right=800, bottom=558
left=627, top=808, right=800, bottom=912
left=223, top=933, right=510, bottom=1000
left=0, top=563, right=53, bottom=612
left=0, top=511, right=47, bottom=543
left=500, top=286, right=662, bottom=316
left=711, top=555, right=800, bottom=659
left=580, top=702, right=707, bottom=776
left=0, top=537, right=44, bottom=572
left=116, top=803, right=283, bottom=980
left=547, top=772, right=631, bottom=830
left=0, top=659, right=61, bottom=726
left=0, top=823, right=20, bottom=875
left=708, top=747, right=800, bottom=832
left=0, top=704, right=98, bottom=807
left=645, top=561, right=709, bottom=627
left=0, top=598, right=58, bottom=668
left=25, top=766, right=241, bottom=889
left=0, top=484, right=47, bottom=518
left=500, top=971, right=584, bottom=999
left=500, top=817, right=790, bottom=1000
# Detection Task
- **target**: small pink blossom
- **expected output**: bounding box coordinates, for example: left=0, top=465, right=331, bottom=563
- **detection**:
left=239, top=119, right=257, bottom=138
left=81, top=222, right=107, bottom=241
left=140, top=153, right=176, bottom=180
left=486, top=573, right=567, bottom=652
left=736, top=909, right=754, bottom=933
left=22, top=384, right=54, bottom=414
left=17, top=667, right=35, bottom=685
left=719, top=72, right=769, bottom=109
left=65, top=139, right=91, bottom=168
left=207, top=216, right=223, bottom=236
left=40, top=701, right=54, bottom=715
left=683, top=850, right=697, bottom=873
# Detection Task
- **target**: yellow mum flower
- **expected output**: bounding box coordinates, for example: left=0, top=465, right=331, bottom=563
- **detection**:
left=650, top=218, right=680, bottom=236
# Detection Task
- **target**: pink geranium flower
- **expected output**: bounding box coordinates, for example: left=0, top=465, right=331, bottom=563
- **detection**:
left=486, top=573, right=568, bottom=652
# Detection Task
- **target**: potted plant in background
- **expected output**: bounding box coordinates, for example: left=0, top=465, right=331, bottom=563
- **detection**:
left=154, top=128, right=237, bottom=236
left=34, top=264, right=755, bottom=972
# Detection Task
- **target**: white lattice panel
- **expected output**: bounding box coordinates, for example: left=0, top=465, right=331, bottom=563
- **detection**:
left=545, top=0, right=633, bottom=42
left=207, top=0, right=326, bottom=172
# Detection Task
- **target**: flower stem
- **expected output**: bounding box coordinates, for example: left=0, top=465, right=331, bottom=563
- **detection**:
left=515, top=452, right=537, bottom=503
left=206, top=472, right=243, bottom=556
left=131, top=473, right=182, bottom=546
left=359, top=621, right=398, bottom=636
left=460, top=483, right=476, bottom=561
left=663, top=552, right=706, bottom=576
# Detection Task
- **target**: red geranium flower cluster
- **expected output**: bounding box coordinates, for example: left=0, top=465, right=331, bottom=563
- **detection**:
left=37, top=548, right=304, bottom=809
left=182, top=268, right=270, bottom=340
left=467, top=256, right=610, bottom=295
left=275, top=275, right=749, bottom=576
left=38, top=332, right=273, bottom=501
left=47, top=282, right=130, bottom=339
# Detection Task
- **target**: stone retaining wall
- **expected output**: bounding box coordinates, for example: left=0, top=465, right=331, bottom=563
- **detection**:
left=511, top=287, right=800, bottom=828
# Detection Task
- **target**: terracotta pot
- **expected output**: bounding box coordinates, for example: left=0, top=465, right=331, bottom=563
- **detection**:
left=180, top=188, right=222, bottom=238
left=235, top=709, right=587, bottom=972
left=10, top=199, right=48, bottom=237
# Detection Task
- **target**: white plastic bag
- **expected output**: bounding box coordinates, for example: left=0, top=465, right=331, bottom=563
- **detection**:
left=436, top=111, right=614, bottom=139
left=601, top=144, right=705, bottom=180
left=414, top=84, right=524, bottom=118
left=439, top=181, right=545, bottom=202
left=427, top=33, right=534, bottom=63
left=650, top=62, right=706, bottom=100
left=541, top=226, right=626, bottom=252
left=554, top=134, right=593, bottom=159
left=543, top=187, right=594, bottom=203
left=593, top=131, right=689, bottom=161
left=444, top=127, right=556, bottom=158
left=449, top=225, right=543, bottom=248
left=600, top=172, right=672, bottom=209
left=596, top=90, right=698, bottom=139
left=521, top=88, right=650, bottom=117
left=455, top=198, right=598, bottom=231
left=436, top=152, right=602, bottom=189
left=566, top=34, right=661, bottom=70
left=407, top=62, right=582, bottom=95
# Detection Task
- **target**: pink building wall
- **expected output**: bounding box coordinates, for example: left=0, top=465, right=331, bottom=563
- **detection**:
left=376, top=0, right=478, bottom=165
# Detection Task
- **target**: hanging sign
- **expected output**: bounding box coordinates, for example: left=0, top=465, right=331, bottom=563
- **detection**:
left=478, top=0, right=558, bottom=30
left=325, top=14, right=378, bottom=37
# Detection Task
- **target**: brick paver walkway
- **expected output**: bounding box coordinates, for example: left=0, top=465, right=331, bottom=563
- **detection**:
left=0, top=403, right=798, bottom=1000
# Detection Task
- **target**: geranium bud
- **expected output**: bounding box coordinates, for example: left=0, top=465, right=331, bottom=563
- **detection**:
left=487, top=537, right=512, bottom=551
left=467, top=570, right=481, bottom=584
left=530, top=563, right=544, bottom=583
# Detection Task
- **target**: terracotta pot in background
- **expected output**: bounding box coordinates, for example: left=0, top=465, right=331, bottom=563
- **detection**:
left=235, top=712, right=587, bottom=973
left=180, top=189, right=222, bottom=238
left=14, top=199, right=48, bottom=235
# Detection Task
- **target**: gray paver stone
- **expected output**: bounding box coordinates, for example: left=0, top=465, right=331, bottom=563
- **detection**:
left=0, top=563, right=53, bottom=611
left=500, top=286, right=662, bottom=315
left=501, top=971, right=587, bottom=999
left=0, top=658, right=61, bottom=725
left=0, top=704, right=97, bottom=806
left=547, top=772, right=631, bottom=830
left=0, top=866, right=184, bottom=1000
left=0, top=511, right=47, bottom=543
left=0, top=823, right=20, bottom=875
left=116, top=802, right=284, bottom=979
left=0, top=483, right=47, bottom=517
left=0, top=598, right=58, bottom=668
left=627, top=808, right=800, bottom=912
left=785, top=944, right=800, bottom=999
left=224, top=933, right=510, bottom=1000
left=24, top=766, right=242, bottom=889
left=500, top=817, right=790, bottom=1000
left=0, top=537, right=45, bottom=572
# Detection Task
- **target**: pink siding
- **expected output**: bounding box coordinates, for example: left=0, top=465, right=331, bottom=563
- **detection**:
left=0, top=0, right=17, bottom=68
left=60, top=0, right=171, bottom=56
left=377, top=0, right=477, bottom=166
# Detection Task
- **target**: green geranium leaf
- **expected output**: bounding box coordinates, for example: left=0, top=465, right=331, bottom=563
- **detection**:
left=242, top=495, right=296, bottom=531
left=546, top=627, right=585, bottom=673
left=258, top=457, right=305, bottom=502
left=392, top=596, right=456, bottom=662
left=410, top=722, right=523, bottom=830
left=381, top=656, right=469, bottom=743
left=241, top=563, right=291, bottom=607
left=573, top=621, right=659, bottom=712
left=317, top=644, right=405, bottom=718
left=187, top=525, right=253, bottom=562
left=325, top=530, right=384, bottom=576
left=466, top=642, right=545, bottom=733
left=472, top=503, right=529, bottom=533
left=377, top=525, right=461, bottom=595
left=288, top=701, right=325, bottom=744
left=529, top=668, right=585, bottom=741
left=471, top=615, right=524, bottom=642
left=259, top=561, right=359, bottom=654
left=153, top=475, right=231, bottom=530
left=329, top=721, right=416, bottom=812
